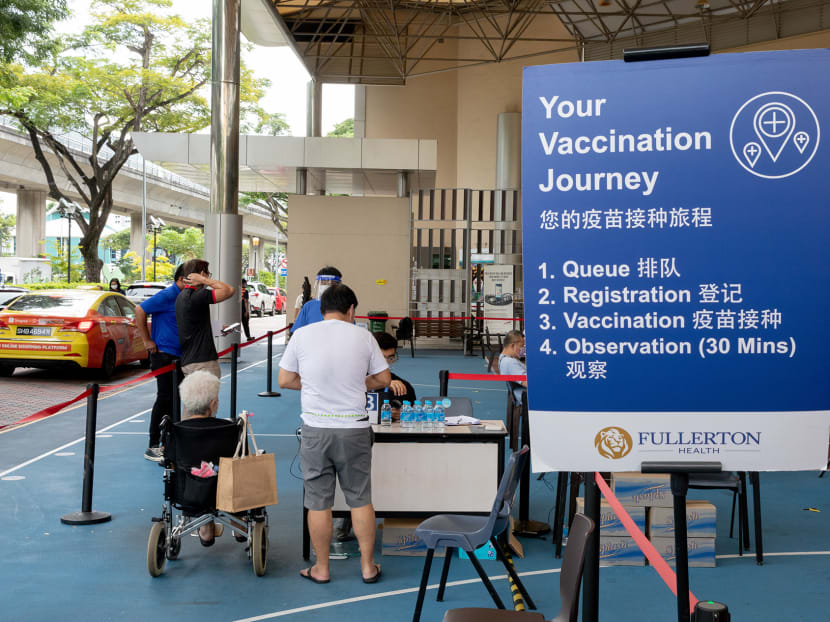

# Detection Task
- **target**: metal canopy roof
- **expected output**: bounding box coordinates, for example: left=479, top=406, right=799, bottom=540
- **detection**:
left=244, top=0, right=830, bottom=84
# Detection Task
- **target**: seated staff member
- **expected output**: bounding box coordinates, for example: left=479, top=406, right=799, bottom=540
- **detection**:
left=499, top=330, right=527, bottom=405
left=372, top=331, right=416, bottom=408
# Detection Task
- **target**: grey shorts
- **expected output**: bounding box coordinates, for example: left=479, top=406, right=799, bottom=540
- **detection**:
left=300, top=425, right=373, bottom=511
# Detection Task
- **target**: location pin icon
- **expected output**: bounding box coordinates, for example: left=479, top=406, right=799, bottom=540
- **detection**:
left=794, top=131, right=810, bottom=154
left=753, top=102, right=795, bottom=163
left=743, top=142, right=762, bottom=168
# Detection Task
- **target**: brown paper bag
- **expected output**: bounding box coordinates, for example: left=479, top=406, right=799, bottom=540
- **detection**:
left=216, top=414, right=278, bottom=512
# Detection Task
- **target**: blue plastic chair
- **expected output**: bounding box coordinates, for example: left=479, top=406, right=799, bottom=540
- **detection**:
left=411, top=446, right=534, bottom=622
left=442, top=513, right=596, bottom=622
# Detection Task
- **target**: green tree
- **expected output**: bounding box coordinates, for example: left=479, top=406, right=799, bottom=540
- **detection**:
left=327, top=118, right=354, bottom=138
left=0, top=0, right=268, bottom=282
left=155, top=226, right=203, bottom=264
left=101, top=228, right=131, bottom=254
left=0, top=0, right=67, bottom=64
left=0, top=214, right=15, bottom=255
left=49, top=245, right=85, bottom=283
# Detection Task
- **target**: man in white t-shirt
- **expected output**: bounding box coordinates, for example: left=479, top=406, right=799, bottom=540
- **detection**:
left=279, top=283, right=391, bottom=585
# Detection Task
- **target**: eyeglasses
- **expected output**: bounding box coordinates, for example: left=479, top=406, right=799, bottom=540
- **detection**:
left=384, top=353, right=398, bottom=363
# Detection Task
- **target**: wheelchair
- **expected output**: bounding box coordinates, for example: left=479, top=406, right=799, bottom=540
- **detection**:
left=146, top=415, right=270, bottom=577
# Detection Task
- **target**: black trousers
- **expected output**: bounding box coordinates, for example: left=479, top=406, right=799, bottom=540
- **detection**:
left=148, top=351, right=184, bottom=447
left=241, top=311, right=252, bottom=341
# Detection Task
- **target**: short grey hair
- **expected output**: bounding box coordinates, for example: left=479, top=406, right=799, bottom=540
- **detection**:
left=180, top=370, right=221, bottom=416
left=503, top=330, right=524, bottom=349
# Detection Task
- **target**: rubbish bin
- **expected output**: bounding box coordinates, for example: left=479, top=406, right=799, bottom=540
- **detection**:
left=368, top=311, right=388, bottom=332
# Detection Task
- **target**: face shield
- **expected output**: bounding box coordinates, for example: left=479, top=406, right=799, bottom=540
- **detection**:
left=313, top=274, right=341, bottom=299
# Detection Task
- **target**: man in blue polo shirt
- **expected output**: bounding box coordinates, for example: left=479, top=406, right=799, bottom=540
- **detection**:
left=290, top=266, right=342, bottom=333
left=135, top=264, right=186, bottom=462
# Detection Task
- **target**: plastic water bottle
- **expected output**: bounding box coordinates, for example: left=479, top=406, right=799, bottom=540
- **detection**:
left=380, top=399, right=392, bottom=426
left=422, top=400, right=434, bottom=431
left=433, top=401, right=445, bottom=432
left=401, top=401, right=412, bottom=430
left=413, top=400, right=423, bottom=431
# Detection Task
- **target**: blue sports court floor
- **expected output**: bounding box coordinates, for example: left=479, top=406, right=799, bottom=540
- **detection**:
left=1, top=343, right=828, bottom=621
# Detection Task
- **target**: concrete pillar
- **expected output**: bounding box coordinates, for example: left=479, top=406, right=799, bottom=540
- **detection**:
left=15, top=190, right=47, bottom=258
left=208, top=0, right=243, bottom=356
left=130, top=215, right=145, bottom=263
left=354, top=86, right=366, bottom=139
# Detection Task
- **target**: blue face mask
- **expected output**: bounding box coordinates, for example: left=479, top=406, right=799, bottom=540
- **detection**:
left=519, top=346, right=526, bottom=358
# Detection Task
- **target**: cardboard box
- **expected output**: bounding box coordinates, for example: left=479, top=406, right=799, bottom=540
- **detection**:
left=599, top=536, right=646, bottom=566
left=649, top=501, right=717, bottom=538
left=650, top=536, right=716, bottom=567
left=381, top=519, right=445, bottom=557
left=576, top=498, right=646, bottom=536
left=611, top=472, right=673, bottom=507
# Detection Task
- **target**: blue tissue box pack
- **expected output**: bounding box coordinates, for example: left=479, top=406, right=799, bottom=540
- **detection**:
left=576, top=498, right=645, bottom=536
left=611, top=472, right=672, bottom=508
left=650, top=536, right=716, bottom=567
left=458, top=541, right=498, bottom=561
left=649, top=501, right=717, bottom=538
left=599, top=536, right=645, bottom=566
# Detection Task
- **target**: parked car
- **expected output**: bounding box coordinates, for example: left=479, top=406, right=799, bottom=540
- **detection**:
left=268, top=287, right=287, bottom=314
left=0, top=286, right=28, bottom=311
left=0, top=291, right=150, bottom=378
left=247, top=282, right=276, bottom=317
left=125, top=282, right=167, bottom=305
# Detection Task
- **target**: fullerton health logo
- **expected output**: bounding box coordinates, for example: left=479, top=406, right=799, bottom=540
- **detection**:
left=594, top=427, right=633, bottom=459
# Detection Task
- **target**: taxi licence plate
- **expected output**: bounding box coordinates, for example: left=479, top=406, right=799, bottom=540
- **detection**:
left=16, top=326, right=52, bottom=336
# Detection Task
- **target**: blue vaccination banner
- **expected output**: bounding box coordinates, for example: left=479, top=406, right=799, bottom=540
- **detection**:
left=521, top=50, right=830, bottom=417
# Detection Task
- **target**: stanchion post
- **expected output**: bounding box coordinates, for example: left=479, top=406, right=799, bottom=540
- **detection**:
left=439, top=369, right=449, bottom=397
left=671, top=471, right=691, bottom=622
left=582, top=471, right=601, bottom=622
left=173, top=360, right=183, bottom=423
left=61, top=384, right=111, bottom=526
left=514, top=390, right=550, bottom=537
left=230, top=343, right=238, bottom=420
left=258, top=330, right=281, bottom=397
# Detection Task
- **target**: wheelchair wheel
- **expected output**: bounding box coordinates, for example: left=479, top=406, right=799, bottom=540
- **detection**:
left=147, top=522, right=168, bottom=577
left=166, top=533, right=181, bottom=560
left=251, top=521, right=268, bottom=576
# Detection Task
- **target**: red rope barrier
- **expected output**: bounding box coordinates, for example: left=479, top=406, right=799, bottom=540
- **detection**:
left=447, top=372, right=527, bottom=382
left=4, top=325, right=290, bottom=429
left=594, top=472, right=699, bottom=613
left=0, top=388, right=93, bottom=430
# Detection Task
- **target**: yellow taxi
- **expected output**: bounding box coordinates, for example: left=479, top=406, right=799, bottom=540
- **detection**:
left=0, top=290, right=150, bottom=378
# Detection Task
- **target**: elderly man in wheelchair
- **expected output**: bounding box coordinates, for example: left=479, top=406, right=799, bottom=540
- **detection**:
left=147, top=370, right=270, bottom=577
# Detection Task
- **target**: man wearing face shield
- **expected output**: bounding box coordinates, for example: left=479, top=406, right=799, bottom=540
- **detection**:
left=290, top=266, right=342, bottom=334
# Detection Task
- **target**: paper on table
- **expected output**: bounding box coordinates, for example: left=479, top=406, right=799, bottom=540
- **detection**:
left=445, top=415, right=481, bottom=426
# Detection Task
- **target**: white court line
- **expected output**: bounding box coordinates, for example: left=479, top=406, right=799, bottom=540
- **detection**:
left=0, top=349, right=284, bottom=479
left=234, top=549, right=830, bottom=621
left=0, top=408, right=151, bottom=479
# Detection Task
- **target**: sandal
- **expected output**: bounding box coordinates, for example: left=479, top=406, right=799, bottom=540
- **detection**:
left=362, top=564, right=382, bottom=584
left=299, top=567, right=330, bottom=584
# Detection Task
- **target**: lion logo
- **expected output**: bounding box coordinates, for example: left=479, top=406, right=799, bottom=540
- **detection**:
left=594, top=427, right=633, bottom=459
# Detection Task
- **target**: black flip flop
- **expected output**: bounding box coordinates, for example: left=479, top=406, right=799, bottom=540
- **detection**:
left=300, top=568, right=330, bottom=584
left=362, top=565, right=382, bottom=584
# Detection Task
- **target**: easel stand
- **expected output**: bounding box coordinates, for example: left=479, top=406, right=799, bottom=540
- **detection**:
left=642, top=461, right=725, bottom=622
